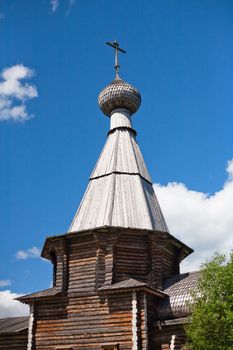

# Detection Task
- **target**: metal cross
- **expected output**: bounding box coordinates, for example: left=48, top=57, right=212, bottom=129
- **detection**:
left=106, top=41, right=126, bottom=77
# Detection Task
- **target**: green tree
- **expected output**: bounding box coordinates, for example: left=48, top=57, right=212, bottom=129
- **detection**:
left=186, top=251, right=233, bottom=350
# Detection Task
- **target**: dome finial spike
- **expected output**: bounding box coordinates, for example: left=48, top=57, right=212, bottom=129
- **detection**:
left=106, top=41, right=126, bottom=78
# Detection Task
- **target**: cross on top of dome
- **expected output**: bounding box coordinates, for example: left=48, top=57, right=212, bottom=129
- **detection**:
left=106, top=41, right=126, bottom=78
left=98, top=41, right=141, bottom=117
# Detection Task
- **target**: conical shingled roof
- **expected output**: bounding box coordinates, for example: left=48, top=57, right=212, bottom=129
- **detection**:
left=68, top=76, right=169, bottom=233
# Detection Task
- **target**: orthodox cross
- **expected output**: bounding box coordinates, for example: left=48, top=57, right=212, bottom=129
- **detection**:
left=106, top=41, right=126, bottom=77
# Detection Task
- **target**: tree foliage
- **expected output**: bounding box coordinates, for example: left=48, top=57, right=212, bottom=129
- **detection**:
left=186, top=252, right=233, bottom=350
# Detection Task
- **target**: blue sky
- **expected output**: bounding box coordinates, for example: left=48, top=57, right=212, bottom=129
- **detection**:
left=0, top=0, right=233, bottom=316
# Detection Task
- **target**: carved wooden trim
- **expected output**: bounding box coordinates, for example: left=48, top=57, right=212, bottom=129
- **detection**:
left=170, top=334, right=176, bottom=350
left=27, top=303, right=35, bottom=350
left=143, top=294, right=148, bottom=350
left=132, top=291, right=138, bottom=350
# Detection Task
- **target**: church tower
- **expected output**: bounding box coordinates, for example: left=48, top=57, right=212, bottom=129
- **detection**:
left=69, top=40, right=168, bottom=233
left=18, top=42, right=195, bottom=350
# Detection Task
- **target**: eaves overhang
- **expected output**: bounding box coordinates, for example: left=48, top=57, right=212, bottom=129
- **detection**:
left=98, top=278, right=168, bottom=298
left=41, top=225, right=193, bottom=261
left=155, top=317, right=190, bottom=328
left=15, top=288, right=61, bottom=304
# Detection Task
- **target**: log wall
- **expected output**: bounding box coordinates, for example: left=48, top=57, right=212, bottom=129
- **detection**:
left=46, top=229, right=183, bottom=295
left=161, top=244, right=180, bottom=280
left=35, top=293, right=133, bottom=350
left=0, top=329, right=28, bottom=350
left=32, top=228, right=186, bottom=349
left=138, top=293, right=148, bottom=350
left=114, top=232, right=149, bottom=283
left=152, top=324, right=187, bottom=350
left=148, top=236, right=164, bottom=290
left=45, top=237, right=68, bottom=291
left=68, top=233, right=97, bottom=295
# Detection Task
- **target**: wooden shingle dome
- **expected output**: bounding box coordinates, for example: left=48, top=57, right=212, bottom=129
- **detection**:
left=98, top=76, right=141, bottom=116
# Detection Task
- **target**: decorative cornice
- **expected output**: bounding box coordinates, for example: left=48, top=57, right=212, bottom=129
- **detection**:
left=108, top=126, right=137, bottom=137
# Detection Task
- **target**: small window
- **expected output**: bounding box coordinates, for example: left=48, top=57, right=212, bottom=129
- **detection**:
left=50, top=248, right=57, bottom=287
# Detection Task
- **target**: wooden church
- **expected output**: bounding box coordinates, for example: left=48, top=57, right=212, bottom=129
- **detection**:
left=0, top=42, right=199, bottom=350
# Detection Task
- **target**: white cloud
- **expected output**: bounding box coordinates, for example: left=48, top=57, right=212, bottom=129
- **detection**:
left=154, top=159, right=233, bottom=272
left=0, top=280, right=11, bottom=288
left=227, top=159, right=233, bottom=179
left=0, top=13, right=5, bottom=20
left=0, top=290, right=29, bottom=317
left=0, top=64, right=38, bottom=122
left=16, top=246, right=41, bottom=260
left=51, top=0, right=59, bottom=12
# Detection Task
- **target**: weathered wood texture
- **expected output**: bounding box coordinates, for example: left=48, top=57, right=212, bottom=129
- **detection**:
left=148, top=235, right=164, bottom=290
left=148, top=235, right=181, bottom=289
left=30, top=228, right=186, bottom=349
left=114, top=233, right=149, bottom=284
left=146, top=294, right=160, bottom=350
left=152, top=324, right=187, bottom=350
left=161, top=243, right=180, bottom=280
left=113, top=231, right=182, bottom=289
left=34, top=294, right=133, bottom=350
left=68, top=233, right=97, bottom=294
left=137, top=293, right=148, bottom=350
left=0, top=329, right=28, bottom=350
left=45, top=237, right=68, bottom=291
left=46, top=229, right=183, bottom=294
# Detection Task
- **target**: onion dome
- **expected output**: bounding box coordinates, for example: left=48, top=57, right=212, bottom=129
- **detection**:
left=98, top=76, right=141, bottom=117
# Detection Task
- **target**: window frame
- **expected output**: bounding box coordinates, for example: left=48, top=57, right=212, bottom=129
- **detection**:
left=101, top=343, right=119, bottom=350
